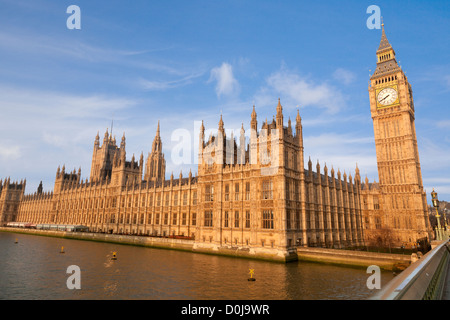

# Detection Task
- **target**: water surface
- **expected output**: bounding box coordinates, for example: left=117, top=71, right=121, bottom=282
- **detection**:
left=0, top=232, right=394, bottom=300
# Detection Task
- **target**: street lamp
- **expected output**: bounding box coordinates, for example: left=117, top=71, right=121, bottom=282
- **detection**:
left=444, top=208, right=448, bottom=230
left=431, top=189, right=443, bottom=241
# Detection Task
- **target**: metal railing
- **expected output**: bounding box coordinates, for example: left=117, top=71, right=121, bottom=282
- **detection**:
left=370, top=240, right=450, bottom=300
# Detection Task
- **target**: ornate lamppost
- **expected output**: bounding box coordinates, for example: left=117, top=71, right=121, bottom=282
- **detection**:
left=431, top=189, right=443, bottom=241
left=444, top=208, right=450, bottom=240
left=444, top=208, right=448, bottom=231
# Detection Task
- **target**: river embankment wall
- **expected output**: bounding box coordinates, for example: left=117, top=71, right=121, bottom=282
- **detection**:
left=1, top=227, right=412, bottom=269
left=297, top=246, right=411, bottom=271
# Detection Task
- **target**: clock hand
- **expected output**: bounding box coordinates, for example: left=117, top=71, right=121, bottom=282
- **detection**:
left=380, top=94, right=390, bottom=102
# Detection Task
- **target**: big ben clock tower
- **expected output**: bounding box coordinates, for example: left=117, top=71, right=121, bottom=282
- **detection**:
left=368, top=22, right=432, bottom=246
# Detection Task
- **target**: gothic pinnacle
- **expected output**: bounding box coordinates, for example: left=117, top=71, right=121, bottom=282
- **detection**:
left=377, top=17, right=392, bottom=52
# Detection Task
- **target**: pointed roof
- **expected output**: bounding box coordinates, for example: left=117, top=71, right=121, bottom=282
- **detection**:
left=276, top=98, right=282, bottom=113
left=296, top=109, right=301, bottom=123
left=377, top=21, right=392, bottom=53
left=370, top=21, right=401, bottom=80
left=251, top=104, right=257, bottom=119
left=200, top=119, right=205, bottom=132
left=152, top=121, right=162, bottom=153
left=218, top=114, right=225, bottom=137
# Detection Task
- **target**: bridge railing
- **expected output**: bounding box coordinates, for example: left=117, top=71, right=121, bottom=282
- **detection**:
left=370, top=239, right=450, bottom=300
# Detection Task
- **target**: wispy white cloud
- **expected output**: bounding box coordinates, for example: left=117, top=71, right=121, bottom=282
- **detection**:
left=0, top=30, right=125, bottom=62
left=437, top=119, right=450, bottom=128
left=0, top=84, right=137, bottom=158
left=419, top=136, right=450, bottom=170
left=333, top=68, right=356, bottom=85
left=0, top=28, right=180, bottom=73
left=0, top=144, right=21, bottom=160
left=208, top=62, right=240, bottom=98
left=138, top=61, right=191, bottom=76
left=303, top=132, right=377, bottom=178
left=138, top=71, right=205, bottom=91
left=416, top=135, right=450, bottom=200
left=444, top=75, right=450, bottom=90
left=423, top=184, right=450, bottom=199
left=254, top=66, right=346, bottom=114
left=301, top=113, right=368, bottom=127
left=305, top=133, right=373, bottom=147
left=0, top=83, right=144, bottom=192
left=0, top=85, right=135, bottom=120
left=424, top=177, right=450, bottom=184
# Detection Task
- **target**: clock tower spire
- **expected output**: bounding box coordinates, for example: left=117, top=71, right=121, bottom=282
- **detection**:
left=367, top=22, right=432, bottom=245
left=371, top=21, right=401, bottom=82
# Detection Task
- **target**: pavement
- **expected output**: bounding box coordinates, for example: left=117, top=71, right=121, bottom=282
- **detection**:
left=442, top=254, right=450, bottom=300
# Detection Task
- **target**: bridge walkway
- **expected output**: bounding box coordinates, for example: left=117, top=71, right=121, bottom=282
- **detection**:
left=442, top=248, right=450, bottom=300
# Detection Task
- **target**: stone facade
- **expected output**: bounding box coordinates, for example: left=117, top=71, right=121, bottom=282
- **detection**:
left=0, top=25, right=432, bottom=255
left=360, top=24, right=433, bottom=247
left=2, top=100, right=365, bottom=259
left=0, top=179, right=25, bottom=225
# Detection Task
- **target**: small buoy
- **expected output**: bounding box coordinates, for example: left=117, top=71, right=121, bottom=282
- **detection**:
left=61, top=246, right=65, bottom=254
left=248, top=269, right=255, bottom=281
left=111, top=252, right=117, bottom=260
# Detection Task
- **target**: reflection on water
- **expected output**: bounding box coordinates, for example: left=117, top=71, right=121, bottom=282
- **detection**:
left=0, top=232, right=394, bottom=300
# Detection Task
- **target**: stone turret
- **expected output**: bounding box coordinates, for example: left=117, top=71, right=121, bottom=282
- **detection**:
left=144, top=121, right=166, bottom=184
left=90, top=128, right=122, bottom=182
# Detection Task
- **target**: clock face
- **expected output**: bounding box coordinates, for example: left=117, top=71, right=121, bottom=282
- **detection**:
left=377, top=87, right=398, bottom=106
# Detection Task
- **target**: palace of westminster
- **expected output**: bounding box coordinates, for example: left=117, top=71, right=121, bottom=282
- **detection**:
left=0, top=25, right=433, bottom=256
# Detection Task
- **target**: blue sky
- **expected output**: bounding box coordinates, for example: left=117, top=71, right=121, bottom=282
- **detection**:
left=0, top=0, right=449, bottom=202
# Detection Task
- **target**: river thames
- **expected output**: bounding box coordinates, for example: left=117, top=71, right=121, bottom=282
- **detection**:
left=0, top=232, right=394, bottom=300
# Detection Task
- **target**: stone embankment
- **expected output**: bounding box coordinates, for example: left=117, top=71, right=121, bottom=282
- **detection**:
left=1, top=227, right=413, bottom=269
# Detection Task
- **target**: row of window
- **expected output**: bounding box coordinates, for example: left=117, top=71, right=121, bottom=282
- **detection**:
left=375, top=74, right=398, bottom=85
left=378, top=52, right=392, bottom=62
left=0, top=204, right=19, bottom=212
left=205, top=180, right=274, bottom=202
left=24, top=176, right=360, bottom=213
left=304, top=211, right=355, bottom=231
left=43, top=191, right=199, bottom=211
left=56, top=212, right=198, bottom=226
left=223, top=211, right=251, bottom=228
left=362, top=197, right=380, bottom=210
left=204, top=210, right=274, bottom=229
left=22, top=208, right=360, bottom=233
left=2, top=193, right=21, bottom=201
left=223, top=182, right=253, bottom=201
left=54, top=210, right=275, bottom=229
